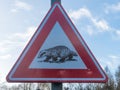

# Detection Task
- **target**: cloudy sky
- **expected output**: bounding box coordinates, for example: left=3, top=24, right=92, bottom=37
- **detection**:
left=0, top=0, right=120, bottom=82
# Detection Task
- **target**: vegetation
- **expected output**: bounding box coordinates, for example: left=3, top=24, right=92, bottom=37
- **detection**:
left=0, top=66, right=120, bottom=90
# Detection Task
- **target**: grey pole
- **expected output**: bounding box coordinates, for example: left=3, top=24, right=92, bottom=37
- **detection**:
left=51, top=83, right=62, bottom=90
left=51, top=0, right=62, bottom=90
left=51, top=0, right=61, bottom=6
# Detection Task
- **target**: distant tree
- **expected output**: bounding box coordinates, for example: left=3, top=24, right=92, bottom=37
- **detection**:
left=17, top=84, right=24, bottom=90
left=37, top=83, right=50, bottom=90
left=68, top=83, right=75, bottom=90
left=75, top=83, right=83, bottom=90
left=64, top=87, right=69, bottom=90
left=13, top=83, right=35, bottom=90
left=85, top=84, right=92, bottom=90
left=95, top=83, right=103, bottom=90
left=10, top=85, right=19, bottom=90
left=64, top=83, right=80, bottom=90
left=85, top=83, right=97, bottom=90
left=0, top=84, right=8, bottom=90
left=102, top=66, right=115, bottom=90
left=115, top=66, right=120, bottom=90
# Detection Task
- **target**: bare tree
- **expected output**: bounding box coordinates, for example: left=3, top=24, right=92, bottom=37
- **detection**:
left=95, top=83, right=103, bottom=90
left=115, top=66, right=120, bottom=90
left=0, top=84, right=9, bottom=90
left=75, top=83, right=83, bottom=90
left=12, top=83, right=35, bottom=90
left=37, top=83, right=50, bottom=90
left=102, top=66, right=115, bottom=90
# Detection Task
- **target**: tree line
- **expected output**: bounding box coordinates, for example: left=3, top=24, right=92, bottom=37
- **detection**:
left=0, top=66, right=120, bottom=90
left=64, top=66, right=120, bottom=90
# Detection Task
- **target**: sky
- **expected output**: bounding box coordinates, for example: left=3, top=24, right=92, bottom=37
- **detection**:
left=0, top=0, right=120, bottom=83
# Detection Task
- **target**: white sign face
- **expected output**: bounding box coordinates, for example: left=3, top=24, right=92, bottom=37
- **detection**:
left=29, top=22, right=87, bottom=69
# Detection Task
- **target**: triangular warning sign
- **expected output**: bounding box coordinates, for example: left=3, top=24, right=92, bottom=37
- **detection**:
left=7, top=3, right=107, bottom=82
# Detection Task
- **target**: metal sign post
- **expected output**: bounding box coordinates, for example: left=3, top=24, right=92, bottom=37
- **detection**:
left=51, top=1, right=62, bottom=90
left=51, top=83, right=62, bottom=90
left=51, top=0, right=61, bottom=6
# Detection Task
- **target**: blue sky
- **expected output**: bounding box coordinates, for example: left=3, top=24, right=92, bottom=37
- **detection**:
left=0, top=0, right=120, bottom=82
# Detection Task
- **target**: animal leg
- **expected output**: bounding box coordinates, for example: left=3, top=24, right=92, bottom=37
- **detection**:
left=53, top=57, right=57, bottom=61
left=44, top=57, right=51, bottom=62
left=68, top=55, right=73, bottom=59
left=59, top=58, right=66, bottom=63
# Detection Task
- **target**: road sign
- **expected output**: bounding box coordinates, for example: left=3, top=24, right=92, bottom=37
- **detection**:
left=7, top=3, right=107, bottom=82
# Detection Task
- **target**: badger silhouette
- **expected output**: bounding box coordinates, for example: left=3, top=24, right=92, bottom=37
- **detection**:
left=37, top=45, right=78, bottom=63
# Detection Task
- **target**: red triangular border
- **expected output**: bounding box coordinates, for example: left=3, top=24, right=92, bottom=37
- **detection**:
left=7, top=3, right=108, bottom=82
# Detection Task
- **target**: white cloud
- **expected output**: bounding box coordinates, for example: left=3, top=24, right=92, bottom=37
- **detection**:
left=0, top=26, right=36, bottom=63
left=68, top=7, right=120, bottom=41
left=0, top=26, right=36, bottom=82
left=69, top=8, right=91, bottom=21
left=12, top=26, right=36, bottom=41
left=68, top=8, right=110, bottom=35
left=116, top=30, right=120, bottom=36
left=0, top=26, right=36, bottom=59
left=108, top=55, right=120, bottom=70
left=99, top=55, right=120, bottom=75
left=86, top=25, right=94, bottom=36
left=92, top=19, right=109, bottom=32
left=112, top=29, right=120, bottom=40
left=109, top=55, right=120, bottom=59
left=0, top=54, right=12, bottom=60
left=0, top=45, right=9, bottom=54
left=11, top=0, right=32, bottom=12
left=105, top=2, right=120, bottom=14
left=11, top=8, right=18, bottom=13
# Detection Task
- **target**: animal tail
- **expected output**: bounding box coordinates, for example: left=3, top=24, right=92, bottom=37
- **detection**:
left=71, top=51, right=78, bottom=56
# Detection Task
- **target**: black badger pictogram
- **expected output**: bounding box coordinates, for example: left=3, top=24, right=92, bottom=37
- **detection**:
left=37, top=45, right=78, bottom=63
